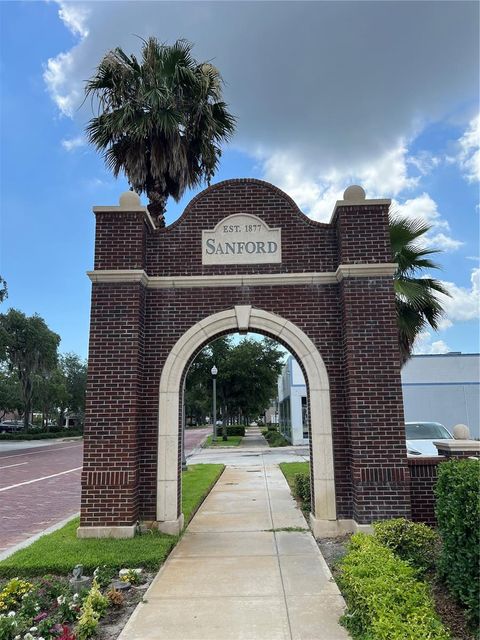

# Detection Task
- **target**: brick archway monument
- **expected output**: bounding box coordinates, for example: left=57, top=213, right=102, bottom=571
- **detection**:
left=79, top=178, right=412, bottom=539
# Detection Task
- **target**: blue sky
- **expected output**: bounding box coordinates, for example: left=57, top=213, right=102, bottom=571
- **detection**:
left=0, top=1, right=478, bottom=360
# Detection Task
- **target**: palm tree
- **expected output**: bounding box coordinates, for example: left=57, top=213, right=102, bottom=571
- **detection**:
left=390, top=216, right=450, bottom=365
left=85, top=38, right=236, bottom=226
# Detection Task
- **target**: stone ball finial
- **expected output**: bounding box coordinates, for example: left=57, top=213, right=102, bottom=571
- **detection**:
left=119, top=191, right=141, bottom=209
left=343, top=185, right=366, bottom=202
left=453, top=424, right=470, bottom=440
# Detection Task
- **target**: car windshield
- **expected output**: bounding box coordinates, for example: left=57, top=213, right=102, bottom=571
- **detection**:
left=406, top=423, right=451, bottom=440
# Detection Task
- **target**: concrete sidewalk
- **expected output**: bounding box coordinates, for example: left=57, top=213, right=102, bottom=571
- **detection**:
left=239, top=425, right=268, bottom=448
left=119, top=462, right=349, bottom=640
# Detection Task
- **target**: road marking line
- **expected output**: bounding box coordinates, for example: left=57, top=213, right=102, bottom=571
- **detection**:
left=0, top=462, right=28, bottom=470
left=0, top=467, right=82, bottom=492
left=0, top=444, right=82, bottom=460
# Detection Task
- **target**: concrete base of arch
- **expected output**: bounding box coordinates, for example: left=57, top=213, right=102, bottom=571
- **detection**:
left=309, top=516, right=373, bottom=537
left=156, top=306, right=338, bottom=535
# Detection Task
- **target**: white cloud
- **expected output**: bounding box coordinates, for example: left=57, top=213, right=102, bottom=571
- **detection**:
left=426, top=233, right=464, bottom=252
left=261, top=141, right=418, bottom=222
left=455, top=115, right=480, bottom=183
left=413, top=331, right=451, bottom=355
left=393, top=193, right=463, bottom=252
left=57, top=2, right=90, bottom=38
left=61, top=135, right=85, bottom=152
left=44, top=50, right=83, bottom=118
left=357, top=142, right=419, bottom=197
left=439, top=268, right=480, bottom=325
left=407, top=151, right=441, bottom=176
left=43, top=1, right=478, bottom=171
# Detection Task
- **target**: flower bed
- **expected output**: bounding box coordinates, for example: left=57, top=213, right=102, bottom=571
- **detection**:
left=0, top=568, right=158, bottom=640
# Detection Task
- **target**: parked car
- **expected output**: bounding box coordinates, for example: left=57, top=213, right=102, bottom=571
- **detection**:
left=405, top=421, right=453, bottom=456
left=0, top=419, right=33, bottom=433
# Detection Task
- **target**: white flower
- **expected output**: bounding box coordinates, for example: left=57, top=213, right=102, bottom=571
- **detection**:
left=8, top=611, right=16, bottom=617
left=29, top=626, right=37, bottom=632
left=72, top=593, right=79, bottom=602
left=34, top=605, right=40, bottom=612
left=14, top=635, right=21, bottom=640
left=23, top=634, right=34, bottom=640
left=57, top=595, right=66, bottom=605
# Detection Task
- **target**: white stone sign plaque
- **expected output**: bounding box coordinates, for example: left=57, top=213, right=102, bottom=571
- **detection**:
left=202, top=214, right=282, bottom=265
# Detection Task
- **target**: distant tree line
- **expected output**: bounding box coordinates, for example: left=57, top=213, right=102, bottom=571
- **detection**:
left=0, top=307, right=87, bottom=429
left=185, top=335, right=284, bottom=428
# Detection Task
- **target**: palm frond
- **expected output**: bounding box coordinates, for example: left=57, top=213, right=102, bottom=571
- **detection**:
left=84, top=37, right=236, bottom=209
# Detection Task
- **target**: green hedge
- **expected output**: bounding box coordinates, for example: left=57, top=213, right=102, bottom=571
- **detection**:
left=263, top=429, right=289, bottom=447
left=0, top=430, right=83, bottom=441
left=338, top=533, right=449, bottom=640
left=373, top=518, right=438, bottom=573
left=435, top=458, right=480, bottom=625
left=225, top=425, right=245, bottom=436
left=293, top=472, right=311, bottom=510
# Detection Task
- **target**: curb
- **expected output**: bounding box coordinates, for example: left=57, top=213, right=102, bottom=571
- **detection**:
left=0, top=513, right=79, bottom=562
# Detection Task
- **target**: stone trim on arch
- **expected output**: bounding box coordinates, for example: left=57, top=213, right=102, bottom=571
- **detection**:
left=157, top=306, right=336, bottom=535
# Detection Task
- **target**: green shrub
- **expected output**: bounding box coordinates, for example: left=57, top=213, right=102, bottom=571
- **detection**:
left=264, top=430, right=289, bottom=447
left=373, top=518, right=438, bottom=572
left=338, top=533, right=449, bottom=640
left=76, top=598, right=100, bottom=640
left=0, top=578, right=33, bottom=612
left=225, top=426, right=245, bottom=437
left=435, top=458, right=480, bottom=625
left=267, top=424, right=278, bottom=432
left=293, top=472, right=311, bottom=509
left=0, top=429, right=83, bottom=441
left=92, top=565, right=116, bottom=589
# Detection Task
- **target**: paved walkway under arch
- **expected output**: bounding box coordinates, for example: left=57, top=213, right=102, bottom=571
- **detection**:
left=120, top=450, right=349, bottom=640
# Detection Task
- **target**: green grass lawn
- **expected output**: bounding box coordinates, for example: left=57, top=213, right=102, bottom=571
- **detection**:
left=0, top=463, right=224, bottom=578
left=279, top=461, right=310, bottom=490
left=203, top=435, right=242, bottom=447
left=182, top=463, right=224, bottom=523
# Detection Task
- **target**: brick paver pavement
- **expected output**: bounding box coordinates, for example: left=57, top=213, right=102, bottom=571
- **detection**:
left=0, top=430, right=210, bottom=555
left=184, top=427, right=210, bottom=455
left=0, top=441, right=83, bottom=553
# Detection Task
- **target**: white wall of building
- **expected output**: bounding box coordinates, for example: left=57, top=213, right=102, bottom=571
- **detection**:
left=278, top=357, right=308, bottom=445
left=401, top=354, right=479, bottom=439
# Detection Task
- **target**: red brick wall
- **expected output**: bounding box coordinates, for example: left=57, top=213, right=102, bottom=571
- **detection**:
left=408, top=457, right=444, bottom=525
left=81, top=178, right=413, bottom=527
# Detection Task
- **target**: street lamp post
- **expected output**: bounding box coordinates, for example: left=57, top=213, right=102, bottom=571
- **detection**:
left=211, top=365, right=218, bottom=442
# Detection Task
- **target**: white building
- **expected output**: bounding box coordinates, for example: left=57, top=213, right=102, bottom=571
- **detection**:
left=277, top=352, right=480, bottom=445
left=278, top=356, right=308, bottom=445
left=401, top=353, right=480, bottom=439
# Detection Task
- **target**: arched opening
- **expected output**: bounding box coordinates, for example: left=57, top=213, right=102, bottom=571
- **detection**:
left=157, top=306, right=336, bottom=535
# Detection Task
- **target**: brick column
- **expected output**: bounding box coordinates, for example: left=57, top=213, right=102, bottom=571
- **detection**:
left=335, top=186, right=411, bottom=524
left=78, top=192, right=151, bottom=538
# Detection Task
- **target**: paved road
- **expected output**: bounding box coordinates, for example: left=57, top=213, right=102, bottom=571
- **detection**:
left=184, top=427, right=210, bottom=456
left=0, top=440, right=83, bottom=553
left=0, top=429, right=210, bottom=555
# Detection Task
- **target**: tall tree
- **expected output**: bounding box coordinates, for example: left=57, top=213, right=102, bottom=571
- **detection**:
left=85, top=37, right=236, bottom=226
left=59, top=353, right=88, bottom=426
left=0, top=310, right=60, bottom=429
left=390, top=216, right=450, bottom=364
left=0, top=368, right=23, bottom=421
left=185, top=335, right=284, bottom=437
left=32, top=368, right=68, bottom=429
